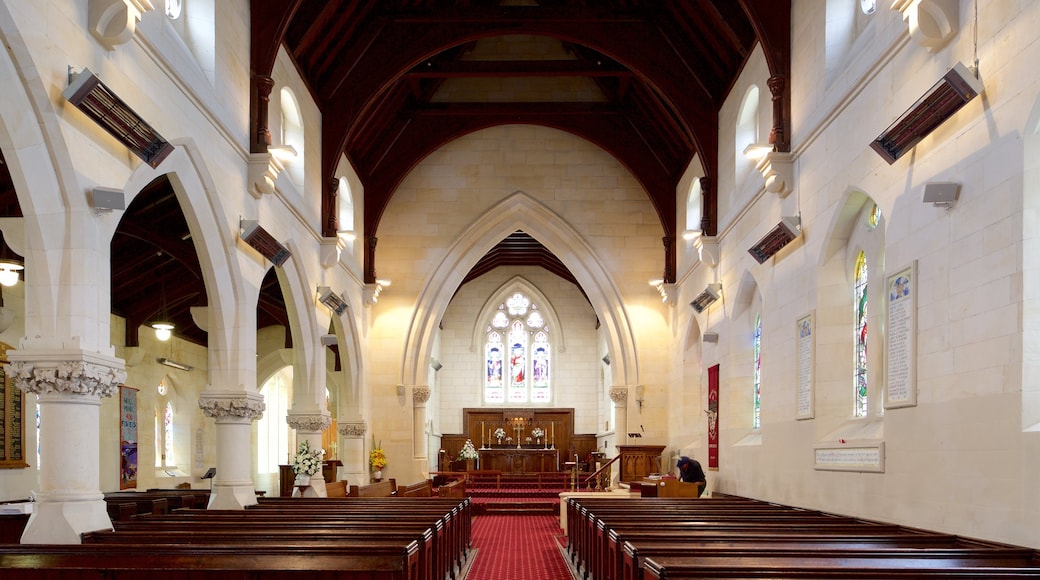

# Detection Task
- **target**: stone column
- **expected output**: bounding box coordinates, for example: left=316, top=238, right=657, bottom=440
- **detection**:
left=412, top=386, right=430, bottom=461
left=287, top=411, right=331, bottom=497
left=338, top=420, right=367, bottom=485
left=198, top=392, right=265, bottom=509
left=5, top=351, right=126, bottom=544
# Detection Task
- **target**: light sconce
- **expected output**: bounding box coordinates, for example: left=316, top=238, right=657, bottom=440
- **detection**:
left=157, top=357, right=193, bottom=371
left=376, top=279, right=392, bottom=288
left=0, top=262, right=23, bottom=287
left=743, top=143, right=774, bottom=161
left=62, top=68, right=174, bottom=168
left=690, top=283, right=722, bottom=313
left=317, top=286, right=348, bottom=316
left=151, top=321, right=174, bottom=342
left=268, top=145, right=298, bottom=161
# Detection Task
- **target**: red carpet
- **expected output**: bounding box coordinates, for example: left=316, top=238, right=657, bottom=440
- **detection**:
left=464, top=514, right=575, bottom=580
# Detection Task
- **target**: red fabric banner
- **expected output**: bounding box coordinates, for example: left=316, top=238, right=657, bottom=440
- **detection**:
left=707, top=364, right=719, bottom=469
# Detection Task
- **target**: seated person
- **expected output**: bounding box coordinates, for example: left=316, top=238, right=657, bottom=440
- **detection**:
left=676, top=455, right=707, bottom=496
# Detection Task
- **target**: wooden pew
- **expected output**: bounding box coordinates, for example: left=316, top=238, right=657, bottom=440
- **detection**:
left=325, top=480, right=349, bottom=497
left=0, top=540, right=421, bottom=579
left=350, top=479, right=397, bottom=497
left=256, top=496, right=472, bottom=576
left=566, top=496, right=1040, bottom=580
left=437, top=477, right=466, bottom=498
left=621, top=538, right=1038, bottom=580
left=169, top=498, right=470, bottom=580
left=640, top=554, right=1040, bottom=579
left=399, top=479, right=434, bottom=498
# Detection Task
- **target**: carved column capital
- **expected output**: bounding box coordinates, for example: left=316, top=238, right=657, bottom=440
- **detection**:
left=338, top=421, right=367, bottom=438
left=286, top=411, right=332, bottom=432
left=198, top=391, right=266, bottom=421
left=412, top=386, right=431, bottom=406
left=5, top=352, right=126, bottom=399
left=609, top=386, right=629, bottom=405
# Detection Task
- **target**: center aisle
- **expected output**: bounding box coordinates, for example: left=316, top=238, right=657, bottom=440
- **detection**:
left=464, top=514, right=576, bottom=580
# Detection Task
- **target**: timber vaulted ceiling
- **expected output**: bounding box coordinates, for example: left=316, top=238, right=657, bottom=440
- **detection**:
left=253, top=0, right=792, bottom=284
left=0, top=1, right=790, bottom=348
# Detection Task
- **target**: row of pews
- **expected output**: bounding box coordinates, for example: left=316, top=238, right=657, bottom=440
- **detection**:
left=566, top=494, right=1040, bottom=579
left=0, top=490, right=471, bottom=580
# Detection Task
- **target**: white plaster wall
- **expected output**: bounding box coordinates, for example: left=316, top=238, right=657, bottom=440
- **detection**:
left=667, top=0, right=1040, bottom=549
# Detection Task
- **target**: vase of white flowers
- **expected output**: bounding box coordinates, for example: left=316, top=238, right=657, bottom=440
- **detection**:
left=458, top=439, right=479, bottom=471
left=292, top=440, right=324, bottom=486
left=493, top=427, right=506, bottom=446
left=532, top=427, right=544, bottom=445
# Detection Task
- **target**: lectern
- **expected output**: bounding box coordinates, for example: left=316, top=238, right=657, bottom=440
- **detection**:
left=616, top=445, right=666, bottom=483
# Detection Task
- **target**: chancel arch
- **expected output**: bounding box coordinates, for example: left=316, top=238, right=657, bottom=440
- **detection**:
left=399, top=190, right=639, bottom=391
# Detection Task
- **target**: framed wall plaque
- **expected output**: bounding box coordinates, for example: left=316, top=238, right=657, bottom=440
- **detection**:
left=0, top=341, right=28, bottom=468
left=885, top=260, right=917, bottom=409
left=796, top=311, right=815, bottom=420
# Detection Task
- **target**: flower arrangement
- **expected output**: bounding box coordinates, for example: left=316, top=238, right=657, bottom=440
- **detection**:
left=493, top=427, right=506, bottom=440
left=458, top=439, right=479, bottom=460
left=370, top=439, right=387, bottom=471
left=531, top=427, right=545, bottom=439
left=291, top=440, right=324, bottom=476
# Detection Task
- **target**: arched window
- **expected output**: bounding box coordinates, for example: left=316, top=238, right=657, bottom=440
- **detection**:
left=684, top=178, right=703, bottom=238
left=279, top=87, right=305, bottom=187
left=155, top=398, right=174, bottom=468
left=735, top=85, right=761, bottom=185
left=163, top=402, right=174, bottom=465
left=257, top=367, right=293, bottom=474
left=753, top=313, right=762, bottom=429
left=853, top=250, right=869, bottom=417
left=485, top=292, right=551, bottom=404
left=337, top=176, right=354, bottom=235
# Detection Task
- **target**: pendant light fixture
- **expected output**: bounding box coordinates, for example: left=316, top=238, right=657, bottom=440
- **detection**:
left=151, top=254, right=174, bottom=341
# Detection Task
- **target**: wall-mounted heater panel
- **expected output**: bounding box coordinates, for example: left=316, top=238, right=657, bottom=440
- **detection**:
left=870, top=62, right=982, bottom=164
left=748, top=216, right=801, bottom=264
left=240, top=220, right=291, bottom=266
left=62, top=68, right=174, bottom=168
left=690, top=283, right=722, bottom=313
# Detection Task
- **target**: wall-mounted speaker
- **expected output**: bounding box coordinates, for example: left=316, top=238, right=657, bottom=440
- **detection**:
left=703, top=332, right=719, bottom=343
left=90, top=187, right=125, bottom=211
left=922, top=182, right=960, bottom=207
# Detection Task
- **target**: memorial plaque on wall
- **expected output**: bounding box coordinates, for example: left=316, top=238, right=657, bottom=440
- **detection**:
left=796, top=311, right=815, bottom=420
left=0, top=341, right=28, bottom=468
left=885, top=261, right=917, bottom=409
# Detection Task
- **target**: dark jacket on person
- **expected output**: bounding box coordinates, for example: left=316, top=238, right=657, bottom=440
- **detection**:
left=676, top=456, right=706, bottom=484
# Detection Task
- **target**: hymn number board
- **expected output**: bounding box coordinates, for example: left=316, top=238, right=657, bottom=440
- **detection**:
left=0, top=341, right=27, bottom=468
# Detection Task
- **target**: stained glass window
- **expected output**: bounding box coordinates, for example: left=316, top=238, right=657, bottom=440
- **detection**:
left=753, top=314, right=762, bottom=429
left=854, top=250, right=868, bottom=417
left=484, top=292, right=551, bottom=404
left=164, top=402, right=174, bottom=465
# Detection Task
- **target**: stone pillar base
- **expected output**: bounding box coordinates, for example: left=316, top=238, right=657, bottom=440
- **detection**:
left=207, top=484, right=259, bottom=510
left=20, top=497, right=112, bottom=544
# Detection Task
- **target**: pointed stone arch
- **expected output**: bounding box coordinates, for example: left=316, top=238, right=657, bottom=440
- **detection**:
left=400, top=191, right=638, bottom=388
left=122, top=139, right=248, bottom=387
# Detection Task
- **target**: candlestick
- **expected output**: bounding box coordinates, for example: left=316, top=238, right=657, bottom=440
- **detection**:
left=481, top=421, right=485, bottom=448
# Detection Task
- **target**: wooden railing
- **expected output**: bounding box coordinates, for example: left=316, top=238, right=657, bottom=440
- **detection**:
left=582, top=454, right=620, bottom=491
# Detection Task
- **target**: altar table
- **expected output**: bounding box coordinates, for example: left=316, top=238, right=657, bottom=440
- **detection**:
left=478, top=447, right=559, bottom=473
